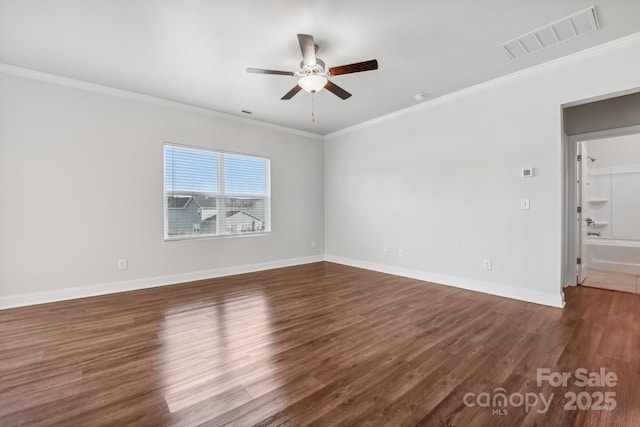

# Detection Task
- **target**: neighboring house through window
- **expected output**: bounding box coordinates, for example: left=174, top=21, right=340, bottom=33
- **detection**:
left=164, top=144, right=271, bottom=240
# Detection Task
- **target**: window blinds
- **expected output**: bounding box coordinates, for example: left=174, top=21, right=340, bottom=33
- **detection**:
left=164, top=144, right=270, bottom=240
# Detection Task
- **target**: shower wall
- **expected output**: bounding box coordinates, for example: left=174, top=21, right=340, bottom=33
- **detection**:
left=584, top=133, right=640, bottom=274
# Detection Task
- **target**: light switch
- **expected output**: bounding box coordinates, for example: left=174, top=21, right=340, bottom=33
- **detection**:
left=520, top=198, right=530, bottom=210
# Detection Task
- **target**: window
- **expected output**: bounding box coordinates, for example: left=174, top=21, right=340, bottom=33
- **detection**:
left=164, top=144, right=271, bottom=240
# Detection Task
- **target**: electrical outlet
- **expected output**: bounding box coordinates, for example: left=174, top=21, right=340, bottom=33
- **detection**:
left=384, top=247, right=389, bottom=256
left=483, top=259, right=492, bottom=270
left=398, top=249, right=404, bottom=258
left=311, top=240, right=316, bottom=249
left=118, top=259, right=128, bottom=270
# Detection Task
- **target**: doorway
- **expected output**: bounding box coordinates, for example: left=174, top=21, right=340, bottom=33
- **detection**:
left=565, top=127, right=640, bottom=293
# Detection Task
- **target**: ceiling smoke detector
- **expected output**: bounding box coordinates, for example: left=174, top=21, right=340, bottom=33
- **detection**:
left=500, top=7, right=599, bottom=60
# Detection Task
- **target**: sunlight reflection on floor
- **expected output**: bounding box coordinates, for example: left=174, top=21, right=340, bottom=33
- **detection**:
left=158, top=290, right=281, bottom=417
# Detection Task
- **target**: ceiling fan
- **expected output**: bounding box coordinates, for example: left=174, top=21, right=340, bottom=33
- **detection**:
left=246, top=34, right=378, bottom=100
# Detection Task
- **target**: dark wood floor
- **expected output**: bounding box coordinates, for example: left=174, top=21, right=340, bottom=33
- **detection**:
left=1, top=262, right=639, bottom=426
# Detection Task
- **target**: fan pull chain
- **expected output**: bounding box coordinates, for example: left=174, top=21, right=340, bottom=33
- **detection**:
left=311, top=92, right=315, bottom=123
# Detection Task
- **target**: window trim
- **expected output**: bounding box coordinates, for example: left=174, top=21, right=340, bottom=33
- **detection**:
left=163, top=143, right=271, bottom=242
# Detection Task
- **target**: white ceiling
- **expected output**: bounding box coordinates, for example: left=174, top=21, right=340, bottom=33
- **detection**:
left=2, top=0, right=640, bottom=135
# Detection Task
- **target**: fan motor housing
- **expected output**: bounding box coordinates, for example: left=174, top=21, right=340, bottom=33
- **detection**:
left=300, top=59, right=326, bottom=76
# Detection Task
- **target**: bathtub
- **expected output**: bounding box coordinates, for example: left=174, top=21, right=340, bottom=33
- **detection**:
left=586, top=239, right=640, bottom=274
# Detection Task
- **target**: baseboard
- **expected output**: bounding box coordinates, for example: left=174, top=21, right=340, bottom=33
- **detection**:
left=588, top=259, right=640, bottom=275
left=1, top=254, right=566, bottom=310
left=325, top=255, right=565, bottom=308
left=0, top=255, right=324, bottom=310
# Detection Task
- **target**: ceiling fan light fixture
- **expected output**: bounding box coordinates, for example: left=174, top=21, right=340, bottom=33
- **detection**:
left=248, top=34, right=376, bottom=101
left=298, top=74, right=328, bottom=93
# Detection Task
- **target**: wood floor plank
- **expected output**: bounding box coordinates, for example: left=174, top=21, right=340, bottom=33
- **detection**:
left=1, top=262, right=639, bottom=426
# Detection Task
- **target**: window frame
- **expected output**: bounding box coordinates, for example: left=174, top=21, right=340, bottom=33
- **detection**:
left=163, top=143, right=271, bottom=242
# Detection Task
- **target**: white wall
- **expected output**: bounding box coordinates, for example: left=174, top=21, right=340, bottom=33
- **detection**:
left=585, top=134, right=640, bottom=241
left=4, top=36, right=640, bottom=310
left=324, top=35, right=640, bottom=308
left=0, top=72, right=324, bottom=307
left=586, top=133, right=640, bottom=168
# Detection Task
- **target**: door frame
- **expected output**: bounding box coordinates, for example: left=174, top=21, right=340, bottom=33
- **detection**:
left=576, top=141, right=586, bottom=285
left=562, top=124, right=640, bottom=287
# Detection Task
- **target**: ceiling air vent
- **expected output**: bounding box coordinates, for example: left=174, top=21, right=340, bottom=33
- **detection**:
left=500, top=7, right=599, bottom=60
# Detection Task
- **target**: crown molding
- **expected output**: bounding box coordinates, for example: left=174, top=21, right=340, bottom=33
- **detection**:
left=3, top=31, right=640, bottom=142
left=325, top=31, right=640, bottom=140
left=0, top=63, right=324, bottom=141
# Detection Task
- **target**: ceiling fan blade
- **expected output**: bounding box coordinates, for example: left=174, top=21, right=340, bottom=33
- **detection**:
left=297, top=34, right=316, bottom=66
left=329, top=59, right=378, bottom=76
left=325, top=80, right=352, bottom=100
left=281, top=85, right=302, bottom=100
left=246, top=68, right=295, bottom=76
